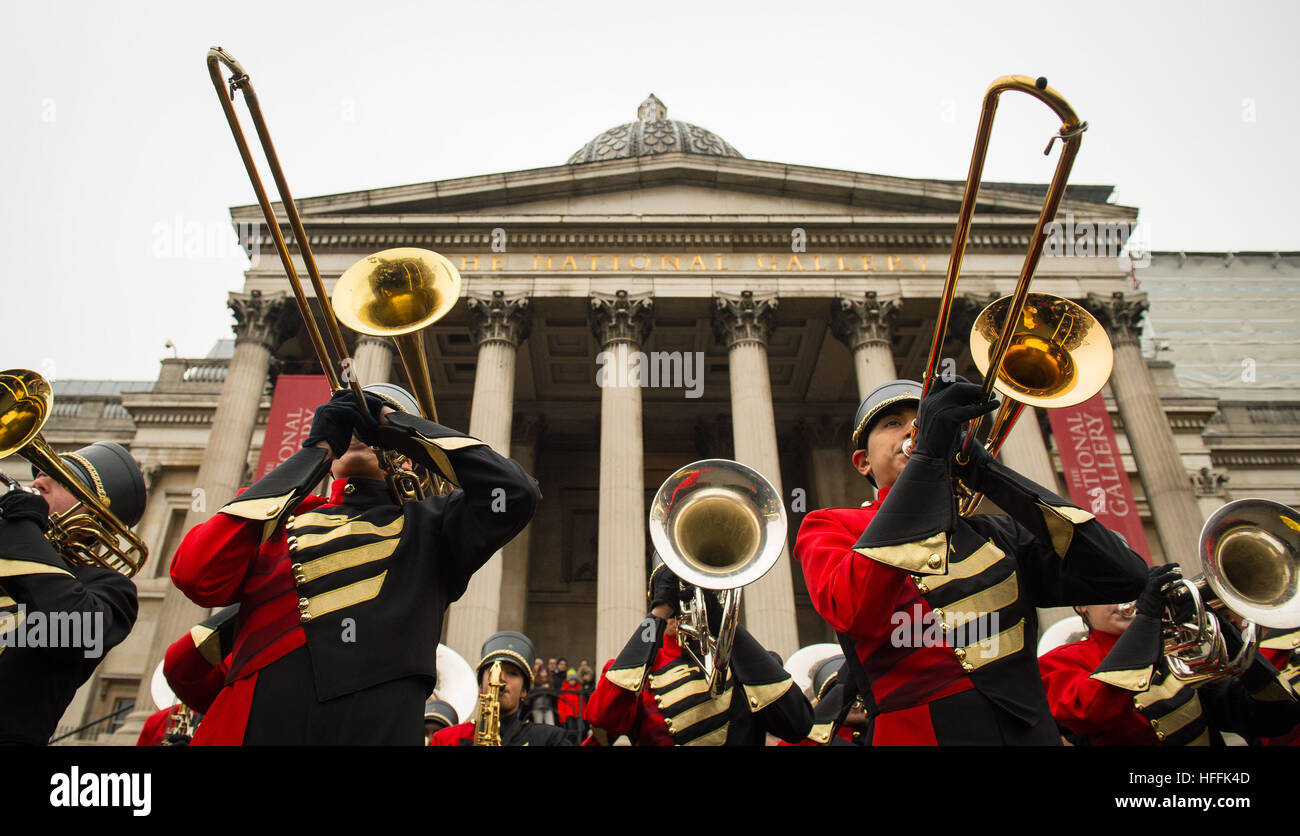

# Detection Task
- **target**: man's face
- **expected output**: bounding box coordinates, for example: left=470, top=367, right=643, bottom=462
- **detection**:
left=480, top=662, right=527, bottom=716
left=851, top=405, right=917, bottom=492
left=1079, top=603, right=1135, bottom=637
left=557, top=658, right=568, bottom=672
left=546, top=658, right=556, bottom=671
left=330, top=437, right=385, bottom=481
left=29, top=474, right=78, bottom=516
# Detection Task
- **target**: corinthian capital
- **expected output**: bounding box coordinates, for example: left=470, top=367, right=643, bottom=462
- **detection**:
left=227, top=290, right=292, bottom=351
left=467, top=290, right=532, bottom=348
left=1084, top=291, right=1150, bottom=347
left=589, top=290, right=654, bottom=347
left=713, top=290, right=778, bottom=349
left=831, top=292, right=901, bottom=352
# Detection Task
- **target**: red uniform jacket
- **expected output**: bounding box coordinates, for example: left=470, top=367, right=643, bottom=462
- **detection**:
left=583, top=635, right=684, bottom=746
left=171, top=486, right=330, bottom=745
left=136, top=706, right=177, bottom=746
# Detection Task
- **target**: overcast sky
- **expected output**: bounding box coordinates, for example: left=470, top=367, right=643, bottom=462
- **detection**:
left=2, top=0, right=1295, bottom=381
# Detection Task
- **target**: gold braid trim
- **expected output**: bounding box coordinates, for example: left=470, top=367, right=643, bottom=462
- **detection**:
left=63, top=453, right=109, bottom=507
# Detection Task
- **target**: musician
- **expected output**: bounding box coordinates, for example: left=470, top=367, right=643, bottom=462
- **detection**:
left=1256, top=627, right=1300, bottom=745
left=780, top=655, right=868, bottom=746
left=1040, top=564, right=1300, bottom=746
left=170, top=385, right=540, bottom=745
left=428, top=631, right=572, bottom=746
left=583, top=563, right=813, bottom=746
left=135, top=605, right=242, bottom=746
left=0, top=442, right=145, bottom=745
left=794, top=378, right=1148, bottom=744
left=423, top=699, right=458, bottom=743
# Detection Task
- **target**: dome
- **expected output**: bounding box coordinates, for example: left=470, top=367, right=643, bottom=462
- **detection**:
left=566, top=94, right=744, bottom=164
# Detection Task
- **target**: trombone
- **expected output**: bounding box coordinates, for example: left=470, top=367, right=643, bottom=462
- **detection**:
left=0, top=369, right=148, bottom=577
left=899, top=76, right=1112, bottom=515
left=205, top=47, right=460, bottom=502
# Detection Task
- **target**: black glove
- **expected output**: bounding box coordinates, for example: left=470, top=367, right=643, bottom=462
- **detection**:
left=914, top=376, right=1000, bottom=460
left=649, top=562, right=693, bottom=617
left=951, top=435, right=996, bottom=493
left=1137, top=563, right=1183, bottom=619
left=0, top=489, right=50, bottom=532
left=302, top=390, right=383, bottom=457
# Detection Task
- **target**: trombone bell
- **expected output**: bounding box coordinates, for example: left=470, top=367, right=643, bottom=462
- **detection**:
left=333, top=248, right=461, bottom=338
left=970, top=293, right=1113, bottom=410
left=1202, top=499, right=1300, bottom=629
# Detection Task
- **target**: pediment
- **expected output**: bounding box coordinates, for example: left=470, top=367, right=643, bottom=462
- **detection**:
left=234, top=154, right=1131, bottom=225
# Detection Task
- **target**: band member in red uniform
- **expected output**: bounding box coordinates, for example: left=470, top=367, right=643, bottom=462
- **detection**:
left=423, top=699, right=458, bottom=744
left=0, top=442, right=145, bottom=745
left=795, top=378, right=1147, bottom=745
left=1257, top=627, right=1300, bottom=745
left=429, top=631, right=571, bottom=746
left=137, top=605, right=240, bottom=745
left=781, top=655, right=868, bottom=746
left=171, top=385, right=540, bottom=745
left=583, top=563, right=812, bottom=746
left=1040, top=564, right=1300, bottom=746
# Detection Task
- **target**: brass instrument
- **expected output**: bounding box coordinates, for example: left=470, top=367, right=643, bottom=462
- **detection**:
left=150, top=660, right=195, bottom=743
left=649, top=459, right=787, bottom=696
left=0, top=370, right=148, bottom=577
left=899, top=77, right=1113, bottom=514
left=1162, top=498, right=1300, bottom=684
left=205, top=47, right=460, bottom=502
left=473, top=660, right=504, bottom=746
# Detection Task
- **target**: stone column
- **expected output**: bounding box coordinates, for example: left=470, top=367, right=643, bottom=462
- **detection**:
left=799, top=416, right=855, bottom=509
left=997, top=406, right=1060, bottom=494
left=590, top=290, right=654, bottom=667
left=831, top=292, right=902, bottom=398
left=116, top=289, right=291, bottom=741
left=444, top=291, right=531, bottom=661
left=498, top=416, right=545, bottom=634
left=1086, top=292, right=1205, bottom=573
left=713, top=291, right=799, bottom=659
left=351, top=335, right=394, bottom=385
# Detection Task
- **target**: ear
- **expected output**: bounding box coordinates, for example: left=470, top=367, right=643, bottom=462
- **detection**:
left=851, top=448, right=872, bottom=479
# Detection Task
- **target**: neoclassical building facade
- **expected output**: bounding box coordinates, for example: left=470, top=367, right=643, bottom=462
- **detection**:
left=11, top=98, right=1298, bottom=742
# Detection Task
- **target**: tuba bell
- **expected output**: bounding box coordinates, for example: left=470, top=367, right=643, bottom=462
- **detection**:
left=1162, top=498, right=1300, bottom=684
left=648, top=459, right=787, bottom=696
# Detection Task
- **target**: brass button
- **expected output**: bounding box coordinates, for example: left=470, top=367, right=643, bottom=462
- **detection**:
left=852, top=730, right=861, bottom=740
left=297, top=597, right=311, bottom=623
left=961, top=662, right=974, bottom=673
left=1134, top=699, right=1145, bottom=712
left=953, top=648, right=966, bottom=660
left=1156, top=731, right=1166, bottom=741
left=915, top=581, right=930, bottom=594
left=749, top=697, right=759, bottom=708
left=1149, top=720, right=1160, bottom=731
left=344, top=484, right=356, bottom=495
left=927, top=554, right=942, bottom=569
left=1137, top=680, right=1148, bottom=689
left=291, top=563, right=306, bottom=584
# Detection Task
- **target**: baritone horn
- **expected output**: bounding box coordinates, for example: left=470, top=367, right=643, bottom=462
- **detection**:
left=206, top=47, right=459, bottom=502
left=0, top=369, right=148, bottom=577
left=649, top=459, right=787, bottom=696
left=1162, top=498, right=1300, bottom=684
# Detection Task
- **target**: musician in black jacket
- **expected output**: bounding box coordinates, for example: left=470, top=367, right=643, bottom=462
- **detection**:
left=584, top=563, right=814, bottom=746
left=0, top=442, right=145, bottom=745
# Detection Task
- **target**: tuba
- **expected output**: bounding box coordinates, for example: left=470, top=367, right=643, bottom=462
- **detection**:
left=898, top=77, right=1113, bottom=515
left=206, top=48, right=460, bottom=502
left=0, top=369, right=148, bottom=577
left=649, top=459, right=787, bottom=696
left=1162, top=498, right=1300, bottom=684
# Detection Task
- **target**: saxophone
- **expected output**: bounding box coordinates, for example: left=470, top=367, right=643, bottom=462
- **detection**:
left=473, top=661, right=504, bottom=746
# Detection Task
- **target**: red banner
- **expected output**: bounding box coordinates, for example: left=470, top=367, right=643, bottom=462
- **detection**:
left=254, top=375, right=332, bottom=482
left=1046, top=393, right=1152, bottom=563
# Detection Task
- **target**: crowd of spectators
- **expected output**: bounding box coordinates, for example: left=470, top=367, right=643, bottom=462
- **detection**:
left=527, top=655, right=597, bottom=743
